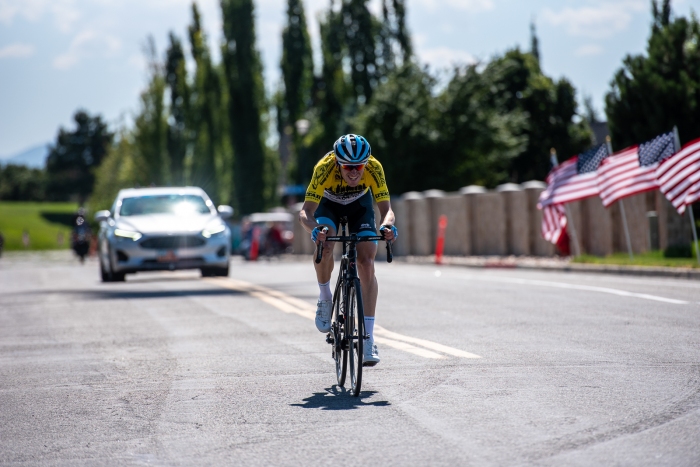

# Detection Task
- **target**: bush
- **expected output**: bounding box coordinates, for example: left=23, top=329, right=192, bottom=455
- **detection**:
left=664, top=243, right=692, bottom=258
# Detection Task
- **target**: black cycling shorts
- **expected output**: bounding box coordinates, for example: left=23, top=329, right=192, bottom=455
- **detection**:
left=314, top=190, right=377, bottom=236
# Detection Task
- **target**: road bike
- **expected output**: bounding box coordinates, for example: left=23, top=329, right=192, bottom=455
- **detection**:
left=315, top=218, right=393, bottom=396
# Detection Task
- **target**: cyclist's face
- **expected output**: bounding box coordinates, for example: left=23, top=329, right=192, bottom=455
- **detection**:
left=339, top=164, right=365, bottom=187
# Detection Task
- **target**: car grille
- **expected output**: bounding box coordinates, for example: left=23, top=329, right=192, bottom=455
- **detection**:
left=140, top=235, right=206, bottom=249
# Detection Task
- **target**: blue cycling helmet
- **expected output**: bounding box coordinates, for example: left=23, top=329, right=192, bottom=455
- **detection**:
left=333, top=134, right=372, bottom=164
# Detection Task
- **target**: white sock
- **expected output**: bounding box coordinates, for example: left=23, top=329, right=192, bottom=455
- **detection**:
left=318, top=281, right=332, bottom=301
left=364, top=316, right=375, bottom=340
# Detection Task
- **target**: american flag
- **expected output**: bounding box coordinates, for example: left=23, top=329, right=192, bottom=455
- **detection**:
left=655, top=137, right=700, bottom=214
left=541, top=204, right=567, bottom=244
left=596, top=133, right=675, bottom=207
left=538, top=144, right=609, bottom=208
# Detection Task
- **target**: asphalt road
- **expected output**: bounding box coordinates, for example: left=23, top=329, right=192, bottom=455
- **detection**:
left=1, top=252, right=699, bottom=466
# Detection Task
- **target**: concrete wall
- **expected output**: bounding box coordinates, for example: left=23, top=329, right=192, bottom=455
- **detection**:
left=580, top=196, right=613, bottom=256
left=472, top=191, right=506, bottom=255
left=430, top=193, right=470, bottom=256
left=498, top=183, right=529, bottom=256
left=289, top=180, right=693, bottom=258
left=404, top=192, right=431, bottom=256
left=522, top=181, right=555, bottom=256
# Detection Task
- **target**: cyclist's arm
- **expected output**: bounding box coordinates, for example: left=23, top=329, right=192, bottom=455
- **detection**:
left=377, top=200, right=396, bottom=241
left=299, top=201, right=321, bottom=234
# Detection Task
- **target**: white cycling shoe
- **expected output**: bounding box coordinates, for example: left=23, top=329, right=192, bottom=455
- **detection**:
left=363, top=337, right=380, bottom=367
left=315, top=300, right=333, bottom=333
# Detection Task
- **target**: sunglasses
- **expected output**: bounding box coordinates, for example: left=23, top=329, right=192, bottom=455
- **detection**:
left=339, top=163, right=366, bottom=171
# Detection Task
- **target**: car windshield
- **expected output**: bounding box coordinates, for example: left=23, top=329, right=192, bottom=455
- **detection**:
left=119, top=195, right=212, bottom=217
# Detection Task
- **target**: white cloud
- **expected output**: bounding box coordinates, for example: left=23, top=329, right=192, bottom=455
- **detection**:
left=575, top=44, right=604, bottom=56
left=0, top=43, right=35, bottom=58
left=413, top=0, right=493, bottom=13
left=53, top=29, right=121, bottom=69
left=0, top=0, right=81, bottom=32
left=542, top=1, right=646, bottom=39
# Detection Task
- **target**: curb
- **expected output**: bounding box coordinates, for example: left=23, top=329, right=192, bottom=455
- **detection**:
left=393, top=255, right=700, bottom=280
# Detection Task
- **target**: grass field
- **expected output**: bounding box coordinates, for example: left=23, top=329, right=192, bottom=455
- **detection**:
left=0, top=202, right=79, bottom=251
left=573, top=250, right=700, bottom=269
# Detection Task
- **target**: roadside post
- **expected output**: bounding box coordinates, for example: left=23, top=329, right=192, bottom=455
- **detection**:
left=435, top=215, right=448, bottom=265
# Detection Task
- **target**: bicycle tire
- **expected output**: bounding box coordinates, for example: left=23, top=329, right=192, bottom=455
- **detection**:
left=347, top=279, right=364, bottom=397
left=332, top=280, right=347, bottom=386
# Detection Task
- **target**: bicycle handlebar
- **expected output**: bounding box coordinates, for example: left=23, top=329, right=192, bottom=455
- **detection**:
left=314, top=233, right=393, bottom=264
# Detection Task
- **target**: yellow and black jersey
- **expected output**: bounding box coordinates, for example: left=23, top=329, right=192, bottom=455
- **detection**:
left=305, top=152, right=390, bottom=205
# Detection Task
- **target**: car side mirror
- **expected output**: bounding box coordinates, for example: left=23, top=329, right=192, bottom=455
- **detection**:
left=217, top=205, right=234, bottom=219
left=94, top=210, right=111, bottom=222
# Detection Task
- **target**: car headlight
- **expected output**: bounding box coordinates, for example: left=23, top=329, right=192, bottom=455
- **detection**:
left=202, top=224, right=226, bottom=238
left=114, top=229, right=142, bottom=241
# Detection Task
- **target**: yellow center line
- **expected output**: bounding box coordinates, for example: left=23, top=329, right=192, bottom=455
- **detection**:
left=206, top=277, right=481, bottom=360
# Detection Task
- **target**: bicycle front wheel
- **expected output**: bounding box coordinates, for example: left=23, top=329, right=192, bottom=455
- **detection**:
left=347, top=279, right=364, bottom=397
left=332, top=281, right=347, bottom=387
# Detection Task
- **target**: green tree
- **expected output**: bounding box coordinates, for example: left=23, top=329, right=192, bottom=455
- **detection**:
left=606, top=0, right=700, bottom=147
left=355, top=63, right=526, bottom=193
left=189, top=3, right=229, bottom=203
left=165, top=32, right=190, bottom=186
left=133, top=37, right=169, bottom=186
left=45, top=110, right=114, bottom=202
left=481, top=49, right=591, bottom=181
left=89, top=130, right=140, bottom=212
left=0, top=164, right=46, bottom=201
left=280, top=0, right=314, bottom=185
left=341, top=0, right=379, bottom=104
left=378, top=0, right=412, bottom=76
left=221, top=0, right=268, bottom=214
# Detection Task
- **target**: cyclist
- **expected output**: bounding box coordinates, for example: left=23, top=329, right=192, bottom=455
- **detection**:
left=299, top=134, right=397, bottom=367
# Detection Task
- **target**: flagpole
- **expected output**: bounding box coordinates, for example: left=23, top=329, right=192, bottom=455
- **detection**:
left=674, top=127, right=700, bottom=264
left=551, top=148, right=581, bottom=257
left=607, top=136, right=634, bottom=260
left=689, top=205, right=700, bottom=265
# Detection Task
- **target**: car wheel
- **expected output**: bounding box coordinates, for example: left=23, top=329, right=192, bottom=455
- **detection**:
left=106, top=246, right=126, bottom=282
left=100, top=257, right=111, bottom=282
left=201, top=265, right=229, bottom=277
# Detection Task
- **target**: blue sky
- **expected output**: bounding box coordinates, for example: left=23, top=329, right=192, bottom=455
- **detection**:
left=0, top=0, right=696, bottom=158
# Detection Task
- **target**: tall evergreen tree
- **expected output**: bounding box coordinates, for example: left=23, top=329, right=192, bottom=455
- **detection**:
left=341, top=0, right=378, bottom=104
left=318, top=7, right=346, bottom=144
left=378, top=0, right=412, bottom=75
left=530, top=21, right=540, bottom=63
left=189, top=3, right=227, bottom=202
left=221, top=0, right=267, bottom=214
left=280, top=0, right=314, bottom=184
left=45, top=110, right=114, bottom=202
left=605, top=0, right=700, bottom=147
left=165, top=32, right=189, bottom=186
left=133, top=36, right=169, bottom=186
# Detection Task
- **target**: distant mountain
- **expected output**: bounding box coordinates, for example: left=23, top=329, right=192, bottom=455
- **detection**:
left=1, top=143, right=50, bottom=169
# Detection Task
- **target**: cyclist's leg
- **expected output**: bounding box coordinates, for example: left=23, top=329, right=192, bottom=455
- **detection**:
left=348, top=192, right=379, bottom=317
left=356, top=241, right=378, bottom=318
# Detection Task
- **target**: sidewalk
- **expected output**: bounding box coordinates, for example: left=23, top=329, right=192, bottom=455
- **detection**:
left=394, top=255, right=700, bottom=280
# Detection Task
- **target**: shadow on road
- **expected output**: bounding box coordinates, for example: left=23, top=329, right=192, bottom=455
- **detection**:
left=31, top=288, right=244, bottom=300
left=291, top=386, right=390, bottom=410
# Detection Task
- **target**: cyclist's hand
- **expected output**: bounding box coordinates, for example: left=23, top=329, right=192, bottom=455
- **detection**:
left=380, top=224, right=398, bottom=241
left=311, top=226, right=328, bottom=243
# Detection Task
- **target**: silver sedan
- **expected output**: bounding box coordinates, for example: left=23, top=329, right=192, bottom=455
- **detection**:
left=95, top=187, right=233, bottom=282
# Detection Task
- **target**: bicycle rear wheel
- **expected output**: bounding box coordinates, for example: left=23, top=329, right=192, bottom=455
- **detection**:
left=347, top=279, right=364, bottom=397
left=332, top=281, right=347, bottom=386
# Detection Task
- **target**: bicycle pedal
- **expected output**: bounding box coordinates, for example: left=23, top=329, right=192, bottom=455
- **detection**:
left=326, top=333, right=334, bottom=344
